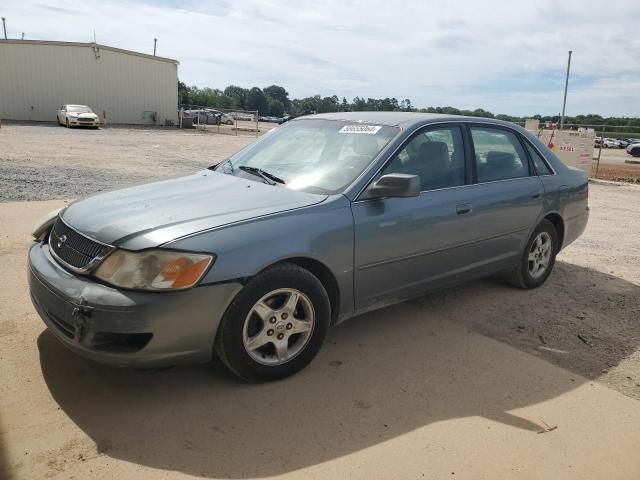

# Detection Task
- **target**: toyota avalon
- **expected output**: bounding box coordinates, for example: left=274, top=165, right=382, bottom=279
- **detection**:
left=29, top=112, right=589, bottom=381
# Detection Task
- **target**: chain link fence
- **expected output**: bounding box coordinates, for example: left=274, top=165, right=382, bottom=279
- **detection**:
left=178, top=105, right=261, bottom=136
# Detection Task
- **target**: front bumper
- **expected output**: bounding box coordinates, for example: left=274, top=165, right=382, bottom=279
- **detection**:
left=69, top=118, right=100, bottom=126
left=28, top=241, right=242, bottom=367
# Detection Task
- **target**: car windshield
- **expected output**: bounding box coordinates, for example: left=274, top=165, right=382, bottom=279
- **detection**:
left=67, top=106, right=92, bottom=113
left=216, top=119, right=400, bottom=194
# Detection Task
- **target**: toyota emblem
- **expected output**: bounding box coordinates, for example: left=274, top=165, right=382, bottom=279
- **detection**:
left=57, top=234, right=67, bottom=249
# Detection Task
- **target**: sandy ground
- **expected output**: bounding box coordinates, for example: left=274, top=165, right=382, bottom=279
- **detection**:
left=1, top=126, right=640, bottom=479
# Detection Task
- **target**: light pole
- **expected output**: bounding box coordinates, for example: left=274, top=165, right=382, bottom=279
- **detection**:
left=560, top=50, right=572, bottom=130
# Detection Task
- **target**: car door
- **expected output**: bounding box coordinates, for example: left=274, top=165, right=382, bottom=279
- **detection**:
left=461, top=125, right=544, bottom=271
left=351, top=124, right=484, bottom=312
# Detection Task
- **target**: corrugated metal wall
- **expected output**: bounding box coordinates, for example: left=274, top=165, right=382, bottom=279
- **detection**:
left=0, top=41, right=178, bottom=125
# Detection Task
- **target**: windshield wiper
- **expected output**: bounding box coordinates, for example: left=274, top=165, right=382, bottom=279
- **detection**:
left=238, top=166, right=285, bottom=185
left=209, top=159, right=234, bottom=173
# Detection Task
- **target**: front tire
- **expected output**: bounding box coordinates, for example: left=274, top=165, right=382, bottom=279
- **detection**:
left=505, top=219, right=558, bottom=289
left=65, top=118, right=70, bottom=128
left=215, top=263, right=330, bottom=382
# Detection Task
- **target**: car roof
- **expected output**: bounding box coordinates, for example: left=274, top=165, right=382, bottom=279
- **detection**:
left=298, top=111, right=518, bottom=129
left=66, top=104, right=90, bottom=108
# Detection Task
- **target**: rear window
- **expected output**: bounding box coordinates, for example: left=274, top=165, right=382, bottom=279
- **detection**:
left=525, top=142, right=553, bottom=176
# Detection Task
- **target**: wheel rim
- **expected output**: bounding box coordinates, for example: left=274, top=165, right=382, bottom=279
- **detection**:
left=528, top=231, right=553, bottom=279
left=242, top=288, right=315, bottom=366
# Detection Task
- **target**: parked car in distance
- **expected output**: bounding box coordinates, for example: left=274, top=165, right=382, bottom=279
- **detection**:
left=29, top=112, right=589, bottom=382
left=219, top=112, right=235, bottom=125
left=229, top=112, right=255, bottom=122
left=601, top=138, right=620, bottom=148
left=615, top=138, right=630, bottom=148
left=186, top=109, right=221, bottom=125
left=259, top=116, right=285, bottom=124
left=57, top=105, right=100, bottom=128
left=627, top=143, right=640, bottom=157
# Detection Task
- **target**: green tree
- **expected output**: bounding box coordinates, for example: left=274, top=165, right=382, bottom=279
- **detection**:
left=246, top=87, right=269, bottom=114
left=263, top=85, right=290, bottom=110
left=178, top=80, right=191, bottom=105
left=223, top=85, right=249, bottom=109
left=267, top=98, right=285, bottom=117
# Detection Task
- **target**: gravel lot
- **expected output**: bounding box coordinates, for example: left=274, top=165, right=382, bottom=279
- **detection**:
left=0, top=124, right=259, bottom=201
left=1, top=125, right=640, bottom=479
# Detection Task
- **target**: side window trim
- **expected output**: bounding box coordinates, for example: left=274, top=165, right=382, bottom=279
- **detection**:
left=461, top=123, right=477, bottom=184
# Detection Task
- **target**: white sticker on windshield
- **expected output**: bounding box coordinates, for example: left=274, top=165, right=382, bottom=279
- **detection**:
left=339, top=125, right=382, bottom=134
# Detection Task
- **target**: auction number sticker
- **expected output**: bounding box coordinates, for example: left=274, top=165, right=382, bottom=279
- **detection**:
left=339, top=125, right=382, bottom=134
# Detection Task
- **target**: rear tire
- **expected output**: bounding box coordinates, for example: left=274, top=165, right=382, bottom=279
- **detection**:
left=504, top=219, right=558, bottom=289
left=215, top=263, right=330, bottom=382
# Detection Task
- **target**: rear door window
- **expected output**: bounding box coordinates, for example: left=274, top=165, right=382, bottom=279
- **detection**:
left=471, top=127, right=529, bottom=183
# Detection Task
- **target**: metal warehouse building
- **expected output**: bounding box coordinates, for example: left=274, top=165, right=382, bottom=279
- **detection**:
left=0, top=40, right=178, bottom=125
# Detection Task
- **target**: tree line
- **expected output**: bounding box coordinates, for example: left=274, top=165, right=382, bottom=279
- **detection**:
left=178, top=81, right=640, bottom=128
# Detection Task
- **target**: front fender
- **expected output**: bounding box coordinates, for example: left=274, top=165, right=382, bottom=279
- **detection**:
left=165, top=196, right=355, bottom=320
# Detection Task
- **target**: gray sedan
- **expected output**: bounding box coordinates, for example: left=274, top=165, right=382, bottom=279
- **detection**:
left=28, top=112, right=589, bottom=381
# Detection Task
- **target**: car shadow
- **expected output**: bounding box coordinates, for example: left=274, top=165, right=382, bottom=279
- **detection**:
left=38, top=261, right=640, bottom=478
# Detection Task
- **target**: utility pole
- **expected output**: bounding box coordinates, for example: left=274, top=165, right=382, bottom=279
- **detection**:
left=2, top=18, right=7, bottom=40
left=153, top=38, right=157, bottom=56
left=560, top=50, right=572, bottom=130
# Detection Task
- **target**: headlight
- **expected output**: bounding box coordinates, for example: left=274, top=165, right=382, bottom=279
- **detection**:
left=94, top=249, right=214, bottom=291
left=32, top=208, right=63, bottom=241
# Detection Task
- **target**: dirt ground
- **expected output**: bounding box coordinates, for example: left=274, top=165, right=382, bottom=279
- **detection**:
left=590, top=148, right=640, bottom=183
left=1, top=125, right=640, bottom=479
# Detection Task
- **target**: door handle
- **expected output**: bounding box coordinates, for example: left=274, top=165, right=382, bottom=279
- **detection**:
left=531, top=192, right=542, bottom=199
left=456, top=203, right=472, bottom=215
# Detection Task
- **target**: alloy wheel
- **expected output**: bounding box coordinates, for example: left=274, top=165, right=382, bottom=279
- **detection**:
left=528, top=231, right=552, bottom=279
left=242, top=288, right=315, bottom=366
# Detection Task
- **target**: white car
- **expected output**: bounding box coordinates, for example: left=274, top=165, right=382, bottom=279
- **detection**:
left=57, top=105, right=100, bottom=128
left=601, top=138, right=619, bottom=148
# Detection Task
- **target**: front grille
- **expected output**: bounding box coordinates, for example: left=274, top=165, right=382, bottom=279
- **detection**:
left=49, top=217, right=112, bottom=271
left=78, top=118, right=95, bottom=122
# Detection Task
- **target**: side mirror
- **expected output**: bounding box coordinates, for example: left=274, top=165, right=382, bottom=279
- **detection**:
left=366, top=173, right=420, bottom=199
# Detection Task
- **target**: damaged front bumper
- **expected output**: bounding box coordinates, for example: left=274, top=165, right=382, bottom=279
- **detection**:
left=28, top=241, right=242, bottom=367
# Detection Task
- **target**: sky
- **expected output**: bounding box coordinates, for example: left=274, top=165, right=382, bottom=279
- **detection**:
left=3, top=0, right=640, bottom=116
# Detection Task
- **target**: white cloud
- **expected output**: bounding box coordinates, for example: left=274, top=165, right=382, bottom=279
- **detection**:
left=3, top=0, right=640, bottom=115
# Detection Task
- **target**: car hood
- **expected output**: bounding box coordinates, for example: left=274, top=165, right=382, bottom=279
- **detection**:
left=62, top=170, right=327, bottom=250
